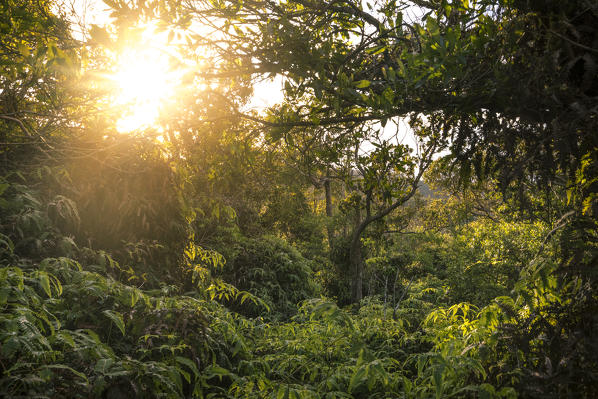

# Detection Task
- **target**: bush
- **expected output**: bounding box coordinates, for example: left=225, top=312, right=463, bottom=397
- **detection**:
left=214, top=235, right=321, bottom=319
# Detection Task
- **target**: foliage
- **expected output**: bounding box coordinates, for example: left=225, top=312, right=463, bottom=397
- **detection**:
left=210, top=235, right=321, bottom=319
left=1, top=0, right=597, bottom=397
left=55, top=137, right=189, bottom=287
left=0, top=178, right=218, bottom=397
left=195, top=297, right=518, bottom=399
left=443, top=219, right=546, bottom=306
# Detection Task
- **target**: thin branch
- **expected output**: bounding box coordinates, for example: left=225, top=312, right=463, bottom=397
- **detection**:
left=393, top=276, right=414, bottom=320
left=383, top=230, right=421, bottom=235
left=0, top=115, right=33, bottom=137
left=548, top=29, right=598, bottom=54
left=292, top=0, right=382, bottom=29
left=238, top=110, right=395, bottom=128
left=532, top=210, right=575, bottom=260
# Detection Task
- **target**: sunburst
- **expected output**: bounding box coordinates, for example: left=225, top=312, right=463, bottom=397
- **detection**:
left=109, top=26, right=182, bottom=133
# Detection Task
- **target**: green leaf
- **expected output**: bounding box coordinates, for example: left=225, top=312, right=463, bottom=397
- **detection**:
left=277, top=386, right=289, bottom=399
left=0, top=182, right=8, bottom=196
left=426, top=16, right=440, bottom=35
left=348, top=367, right=367, bottom=393
left=0, top=288, right=9, bottom=305
left=433, top=365, right=445, bottom=399
left=43, top=364, right=88, bottom=382
left=95, top=358, right=114, bottom=374
left=38, top=271, right=51, bottom=297
left=175, top=356, right=199, bottom=377
left=204, top=365, right=230, bottom=380
left=355, top=80, right=371, bottom=88
left=56, top=331, right=76, bottom=348
left=17, top=43, right=31, bottom=59
left=102, top=310, right=125, bottom=335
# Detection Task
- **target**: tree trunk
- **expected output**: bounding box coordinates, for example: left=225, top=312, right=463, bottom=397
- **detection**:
left=350, top=231, right=363, bottom=303
left=350, top=206, right=363, bottom=303
left=324, top=178, right=334, bottom=246
left=346, top=166, right=427, bottom=304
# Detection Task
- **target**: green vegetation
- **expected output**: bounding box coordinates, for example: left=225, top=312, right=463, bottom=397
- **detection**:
left=1, top=0, right=596, bottom=397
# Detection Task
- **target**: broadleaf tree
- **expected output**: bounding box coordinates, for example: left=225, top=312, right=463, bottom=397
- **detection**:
left=107, top=0, right=597, bottom=302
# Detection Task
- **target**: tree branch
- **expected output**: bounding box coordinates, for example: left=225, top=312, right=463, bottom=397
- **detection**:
left=292, top=0, right=382, bottom=29
left=238, top=111, right=395, bottom=127
left=0, top=115, right=33, bottom=137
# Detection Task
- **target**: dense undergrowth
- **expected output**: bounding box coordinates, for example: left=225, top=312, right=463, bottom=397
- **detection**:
left=0, top=170, right=576, bottom=398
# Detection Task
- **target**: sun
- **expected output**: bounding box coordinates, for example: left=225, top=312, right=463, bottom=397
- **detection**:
left=109, top=28, right=182, bottom=133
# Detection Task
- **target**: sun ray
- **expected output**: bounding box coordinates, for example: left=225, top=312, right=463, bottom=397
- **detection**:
left=108, top=25, right=183, bottom=133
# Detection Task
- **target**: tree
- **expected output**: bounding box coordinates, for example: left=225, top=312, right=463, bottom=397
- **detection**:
left=0, top=0, right=82, bottom=169
left=116, top=1, right=596, bottom=392
left=140, top=0, right=594, bottom=217
left=343, top=122, right=440, bottom=302
left=262, top=115, right=442, bottom=301
left=111, top=0, right=595, bottom=289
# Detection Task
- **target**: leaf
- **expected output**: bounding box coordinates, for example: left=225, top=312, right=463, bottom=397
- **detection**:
left=426, top=16, right=440, bottom=35
left=433, top=365, right=445, bottom=399
left=0, top=288, right=8, bottom=305
left=277, top=386, right=289, bottom=399
left=402, top=376, right=412, bottom=393
left=102, top=310, right=125, bottom=335
left=43, top=364, right=88, bottom=382
left=16, top=43, right=30, bottom=57
left=95, top=358, right=114, bottom=374
left=38, top=271, right=52, bottom=297
left=0, top=182, right=8, bottom=196
left=204, top=365, right=231, bottom=382
left=102, top=0, right=119, bottom=9
left=355, top=80, right=371, bottom=88
left=175, top=356, right=199, bottom=377
left=348, top=367, right=367, bottom=393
